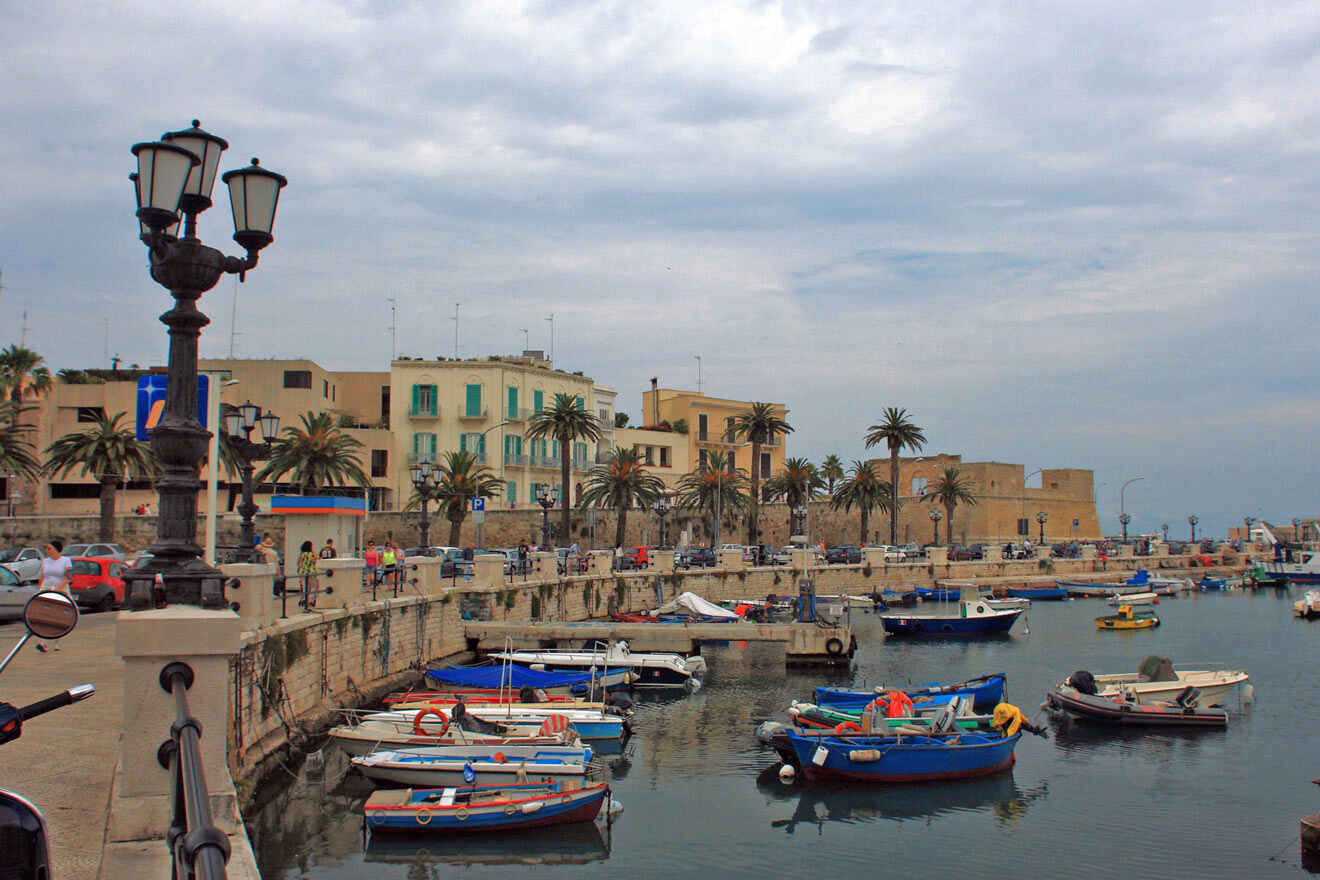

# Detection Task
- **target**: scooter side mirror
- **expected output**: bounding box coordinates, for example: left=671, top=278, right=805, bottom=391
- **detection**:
left=22, top=591, right=79, bottom=640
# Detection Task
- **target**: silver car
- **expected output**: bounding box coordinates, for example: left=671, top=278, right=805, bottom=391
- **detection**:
left=0, top=567, right=37, bottom=621
left=0, top=548, right=44, bottom=584
left=63, top=543, right=127, bottom=561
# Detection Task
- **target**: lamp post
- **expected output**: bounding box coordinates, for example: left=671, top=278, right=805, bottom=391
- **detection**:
left=6, top=491, right=18, bottom=518
left=126, top=121, right=286, bottom=610
left=223, top=401, right=279, bottom=562
left=409, top=461, right=443, bottom=548
left=1119, top=513, right=1132, bottom=542
left=536, top=486, right=559, bottom=548
left=929, top=508, right=942, bottom=546
left=1020, top=468, right=1042, bottom=539
left=1188, top=515, right=1198, bottom=543
left=1036, top=511, right=1048, bottom=545
left=791, top=504, right=807, bottom=539
left=655, top=497, right=672, bottom=547
left=1160, top=522, right=1169, bottom=543
left=1293, top=517, right=1301, bottom=542
left=1119, top=476, right=1144, bottom=545
left=1244, top=515, right=1255, bottom=545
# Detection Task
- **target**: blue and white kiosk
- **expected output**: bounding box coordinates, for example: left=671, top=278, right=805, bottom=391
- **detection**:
left=270, top=495, right=366, bottom=575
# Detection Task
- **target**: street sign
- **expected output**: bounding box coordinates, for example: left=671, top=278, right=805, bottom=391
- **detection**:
left=1073, top=518, right=1080, bottom=527
left=470, top=510, right=486, bottom=524
left=470, top=497, right=486, bottom=512
left=136, top=374, right=210, bottom=441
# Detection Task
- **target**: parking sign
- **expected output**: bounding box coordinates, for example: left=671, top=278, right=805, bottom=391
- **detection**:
left=470, top=497, right=486, bottom=512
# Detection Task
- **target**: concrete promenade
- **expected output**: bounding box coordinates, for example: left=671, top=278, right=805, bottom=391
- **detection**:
left=0, top=613, right=121, bottom=880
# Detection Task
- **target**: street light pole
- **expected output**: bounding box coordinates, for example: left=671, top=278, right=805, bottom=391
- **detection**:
left=1119, top=513, right=1132, bottom=542
left=536, top=486, right=558, bottom=549
left=1036, top=511, right=1048, bottom=545
left=1188, top=515, right=1198, bottom=543
left=1021, top=468, right=1042, bottom=539
left=409, top=461, right=441, bottom=549
left=223, top=402, right=279, bottom=562
left=655, top=497, right=671, bottom=547
left=1119, top=476, right=1144, bottom=543
left=125, top=121, right=286, bottom=610
left=929, top=508, right=942, bottom=546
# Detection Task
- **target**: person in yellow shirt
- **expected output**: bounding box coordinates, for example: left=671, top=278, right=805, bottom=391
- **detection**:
left=991, top=702, right=1048, bottom=738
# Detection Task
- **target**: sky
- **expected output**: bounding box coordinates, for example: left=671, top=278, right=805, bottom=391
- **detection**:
left=2, top=0, right=1319, bottom=539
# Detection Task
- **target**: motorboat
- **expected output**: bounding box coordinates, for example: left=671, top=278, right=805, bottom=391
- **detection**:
left=814, top=673, right=1007, bottom=713
left=1294, top=590, right=1320, bottom=619
left=487, top=641, right=704, bottom=690
left=352, top=744, right=593, bottom=788
left=425, top=664, right=634, bottom=694
left=1061, top=659, right=1249, bottom=707
left=329, top=723, right=578, bottom=758
left=1057, top=580, right=1151, bottom=598
left=983, top=596, right=1030, bottom=612
left=1107, top=591, right=1157, bottom=607
left=1095, top=605, right=1160, bottom=630
left=1045, top=686, right=1228, bottom=728
left=774, top=726, right=1020, bottom=782
left=360, top=707, right=627, bottom=742
left=1262, top=549, right=1320, bottom=584
left=364, top=781, right=610, bottom=832
left=880, top=599, right=1022, bottom=636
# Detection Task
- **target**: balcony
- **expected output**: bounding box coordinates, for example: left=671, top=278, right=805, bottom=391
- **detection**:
left=505, top=452, right=526, bottom=466
left=407, top=451, right=438, bottom=464
left=505, top=406, right=533, bottom=421
left=459, top=407, right=488, bottom=420
left=408, top=404, right=440, bottom=420
left=529, top=454, right=557, bottom=469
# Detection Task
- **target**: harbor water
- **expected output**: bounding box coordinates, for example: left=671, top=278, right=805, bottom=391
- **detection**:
left=246, top=588, right=1318, bottom=878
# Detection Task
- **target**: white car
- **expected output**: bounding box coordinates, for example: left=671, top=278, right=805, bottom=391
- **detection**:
left=64, top=543, right=128, bottom=561
left=879, top=546, right=907, bottom=563
left=0, top=547, right=44, bottom=583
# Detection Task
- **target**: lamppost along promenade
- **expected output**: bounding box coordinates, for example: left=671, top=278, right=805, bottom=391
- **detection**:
left=126, top=121, right=286, bottom=609
left=929, top=508, right=942, bottom=545
left=1188, top=514, right=1199, bottom=543
left=1119, top=513, right=1132, bottom=542
left=537, top=486, right=559, bottom=548
left=1036, top=511, right=1048, bottom=545
left=1244, top=515, right=1255, bottom=545
left=1161, top=522, right=1169, bottom=543
left=1119, top=476, right=1144, bottom=545
left=222, top=402, right=279, bottom=561
left=655, top=497, right=672, bottom=547
left=409, top=461, right=442, bottom=548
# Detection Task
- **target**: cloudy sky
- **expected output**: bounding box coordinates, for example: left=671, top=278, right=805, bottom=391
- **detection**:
left=3, top=0, right=1318, bottom=538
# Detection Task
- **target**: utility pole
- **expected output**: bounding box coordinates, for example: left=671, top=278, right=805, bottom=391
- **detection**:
left=546, top=313, right=555, bottom=363
left=387, top=297, right=397, bottom=360
left=520, top=328, right=529, bottom=351
left=693, top=355, right=703, bottom=393
left=452, top=302, right=460, bottom=359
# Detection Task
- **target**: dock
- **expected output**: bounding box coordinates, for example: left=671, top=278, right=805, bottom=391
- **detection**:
left=464, top=620, right=856, bottom=666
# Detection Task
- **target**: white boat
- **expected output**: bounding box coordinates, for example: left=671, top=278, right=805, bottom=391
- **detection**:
left=488, top=640, right=704, bottom=690
left=1108, top=591, right=1158, bottom=606
left=329, top=723, right=579, bottom=757
left=351, top=744, right=593, bottom=788
left=1294, top=590, right=1320, bottom=619
left=1147, top=576, right=1194, bottom=595
left=1266, top=550, right=1320, bottom=584
left=1071, top=658, right=1249, bottom=708
left=982, top=595, right=1030, bottom=612
left=362, top=707, right=627, bottom=742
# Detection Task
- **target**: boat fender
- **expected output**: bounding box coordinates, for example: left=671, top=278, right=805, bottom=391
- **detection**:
left=608, top=798, right=625, bottom=815
left=521, top=800, right=545, bottom=814
left=848, top=749, right=884, bottom=762
left=778, top=764, right=796, bottom=782
left=462, top=763, right=476, bottom=783
left=492, top=752, right=506, bottom=763
left=415, top=810, right=432, bottom=825
left=455, top=805, right=469, bottom=821
left=825, top=637, right=845, bottom=656
left=687, top=677, right=702, bottom=693
left=1242, top=684, right=1255, bottom=703
left=811, top=746, right=829, bottom=767
left=504, top=802, right=518, bottom=815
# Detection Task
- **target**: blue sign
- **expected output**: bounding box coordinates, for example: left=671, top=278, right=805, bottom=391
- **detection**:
left=136, top=375, right=210, bottom=441
left=1073, top=518, right=1080, bottom=527
left=470, top=497, right=486, bottom=512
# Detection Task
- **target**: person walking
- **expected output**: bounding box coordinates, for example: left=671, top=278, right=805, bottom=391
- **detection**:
left=381, top=543, right=398, bottom=588
left=364, top=540, right=380, bottom=586
left=319, top=538, right=336, bottom=560
left=35, top=540, right=73, bottom=653
left=297, top=540, right=319, bottom=609
left=517, top=540, right=530, bottom=575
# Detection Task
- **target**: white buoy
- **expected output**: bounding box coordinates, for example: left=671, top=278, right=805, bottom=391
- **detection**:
left=778, top=764, right=797, bottom=783
left=1242, top=684, right=1255, bottom=703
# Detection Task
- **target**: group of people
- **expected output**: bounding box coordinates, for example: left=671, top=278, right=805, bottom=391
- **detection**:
left=362, top=539, right=404, bottom=587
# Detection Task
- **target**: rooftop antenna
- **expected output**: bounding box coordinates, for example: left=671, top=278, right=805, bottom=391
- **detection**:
left=20, top=309, right=27, bottom=347
left=546, top=313, right=555, bottom=363
left=693, top=355, right=703, bottom=394
left=228, top=275, right=239, bottom=358
left=520, top=328, right=529, bottom=351
left=387, top=297, right=397, bottom=360
left=452, top=302, right=460, bottom=359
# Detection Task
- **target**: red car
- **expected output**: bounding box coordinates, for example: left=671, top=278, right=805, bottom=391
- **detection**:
left=69, top=557, right=129, bottom=612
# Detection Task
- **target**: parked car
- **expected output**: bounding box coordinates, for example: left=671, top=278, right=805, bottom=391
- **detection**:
left=63, top=543, right=127, bottom=561
left=825, top=545, right=862, bottom=564
left=622, top=546, right=654, bottom=568
left=69, top=557, right=130, bottom=612
left=0, top=567, right=37, bottom=621
left=680, top=547, right=717, bottom=568
left=0, top=547, right=44, bottom=584
left=878, top=546, right=907, bottom=563
left=949, top=544, right=984, bottom=561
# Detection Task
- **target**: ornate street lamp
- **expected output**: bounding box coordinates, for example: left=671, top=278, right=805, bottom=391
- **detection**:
left=125, top=121, right=286, bottom=610
left=1244, top=516, right=1255, bottom=545
left=223, top=401, right=279, bottom=561
left=929, top=508, right=943, bottom=546
left=1188, top=515, right=1198, bottom=543
left=409, top=461, right=441, bottom=549
left=1161, top=522, right=1169, bottom=543
left=654, top=497, right=672, bottom=547
left=790, top=504, right=807, bottom=538
left=1036, top=511, right=1049, bottom=545
left=536, top=486, right=559, bottom=548
left=1119, top=513, right=1132, bottom=542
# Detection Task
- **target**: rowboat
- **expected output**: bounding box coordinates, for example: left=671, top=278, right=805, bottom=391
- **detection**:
left=1197, top=576, right=1228, bottom=591
left=1006, top=586, right=1068, bottom=601
left=364, top=781, right=609, bottom=832
left=914, top=585, right=960, bottom=602
left=880, top=600, right=1021, bottom=637
left=425, top=664, right=634, bottom=694
left=1295, top=590, right=1320, bottom=619
left=1057, top=581, right=1150, bottom=598
left=352, top=745, right=593, bottom=788
left=329, top=723, right=578, bottom=757
left=778, top=727, right=1021, bottom=782
left=814, top=673, right=1007, bottom=713
left=487, top=641, right=704, bottom=690
left=984, top=596, right=1030, bottom=612
left=1107, top=591, right=1157, bottom=607
left=1045, top=687, right=1228, bottom=728
left=1064, top=659, right=1249, bottom=707
left=1095, top=605, right=1160, bottom=630
left=361, top=707, right=627, bottom=742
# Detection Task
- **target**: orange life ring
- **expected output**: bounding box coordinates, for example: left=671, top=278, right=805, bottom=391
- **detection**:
left=866, top=696, right=888, bottom=714
left=412, top=707, right=450, bottom=736
left=492, top=751, right=507, bottom=763
left=834, top=721, right=862, bottom=734
left=884, top=690, right=914, bottom=718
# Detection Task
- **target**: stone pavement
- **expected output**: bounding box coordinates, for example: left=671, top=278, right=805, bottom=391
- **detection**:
left=0, top=611, right=121, bottom=880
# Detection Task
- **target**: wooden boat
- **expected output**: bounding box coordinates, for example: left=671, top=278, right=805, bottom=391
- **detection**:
left=425, top=664, right=633, bottom=694
left=1045, top=687, right=1228, bottom=728
left=914, top=585, right=960, bottom=602
left=351, top=744, right=593, bottom=788
left=364, top=781, right=609, bottom=832
left=1057, top=581, right=1149, bottom=598
left=1107, top=591, right=1157, bottom=607
left=487, top=641, right=704, bottom=690
left=814, top=673, right=1008, bottom=713
left=786, top=700, right=991, bottom=733
left=330, top=723, right=578, bottom=757
left=777, top=727, right=1021, bottom=782
left=1294, top=590, right=1320, bottom=619
left=384, top=689, right=582, bottom=707
left=1006, top=586, right=1068, bottom=600
left=1066, top=659, right=1249, bottom=707
left=881, top=600, right=1021, bottom=637
left=1095, top=605, right=1160, bottom=630
left=361, top=708, right=627, bottom=742
left=1197, top=576, right=1228, bottom=591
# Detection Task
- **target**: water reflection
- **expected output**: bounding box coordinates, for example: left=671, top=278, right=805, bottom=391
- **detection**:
left=754, top=765, right=1048, bottom=833
left=364, top=822, right=611, bottom=869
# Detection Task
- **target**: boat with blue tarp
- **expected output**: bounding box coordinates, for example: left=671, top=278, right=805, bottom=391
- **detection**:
left=914, top=585, right=960, bottom=602
left=813, top=673, right=1007, bottom=713
left=426, top=664, right=633, bottom=694
left=1006, top=586, right=1068, bottom=600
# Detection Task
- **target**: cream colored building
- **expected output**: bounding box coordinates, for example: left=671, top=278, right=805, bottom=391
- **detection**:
left=614, top=426, right=688, bottom=494
left=639, top=388, right=789, bottom=490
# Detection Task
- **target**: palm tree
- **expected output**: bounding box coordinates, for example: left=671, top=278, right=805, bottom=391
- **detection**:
left=430, top=450, right=503, bottom=545
left=0, top=345, right=52, bottom=427
left=829, top=460, right=892, bottom=546
left=820, top=454, right=844, bottom=494
left=579, top=447, right=666, bottom=549
left=675, top=450, right=749, bottom=545
left=43, top=412, right=158, bottom=541
left=0, top=404, right=40, bottom=482
left=258, top=411, right=369, bottom=492
left=731, top=402, right=793, bottom=547
left=527, top=393, right=601, bottom=545
left=921, top=467, right=977, bottom=546
left=765, top=457, right=826, bottom=536
left=864, top=407, right=926, bottom=546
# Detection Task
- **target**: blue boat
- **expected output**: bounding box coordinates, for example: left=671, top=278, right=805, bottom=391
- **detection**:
left=781, top=729, right=1021, bottom=782
left=814, top=673, right=1007, bottom=714
left=1198, top=576, right=1228, bottom=591
left=1006, top=586, right=1068, bottom=601
left=426, top=665, right=632, bottom=694
left=880, top=600, right=1022, bottom=637
left=914, top=585, right=960, bottom=601
left=364, top=781, right=609, bottom=832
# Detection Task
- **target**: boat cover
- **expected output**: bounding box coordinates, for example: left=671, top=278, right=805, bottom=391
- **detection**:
left=1139, top=655, right=1177, bottom=682
left=654, top=592, right=739, bottom=620
left=426, top=666, right=602, bottom=690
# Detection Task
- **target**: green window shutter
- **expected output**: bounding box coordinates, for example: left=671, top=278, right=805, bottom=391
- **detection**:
left=508, top=386, right=518, bottom=418
left=507, top=481, right=517, bottom=504
left=515, top=436, right=523, bottom=455
left=427, top=385, right=438, bottom=415
left=412, top=433, right=420, bottom=456
left=478, top=434, right=486, bottom=455
left=533, top=390, right=543, bottom=413
left=504, top=435, right=512, bottom=456
left=459, top=433, right=467, bottom=453
left=465, top=384, right=482, bottom=416
left=411, top=384, right=420, bottom=414
left=575, top=396, right=584, bottom=410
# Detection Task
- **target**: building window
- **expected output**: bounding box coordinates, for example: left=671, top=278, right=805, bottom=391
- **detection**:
left=50, top=483, right=104, bottom=499
left=724, top=416, right=736, bottom=442
left=370, top=449, right=388, bottom=478
left=643, top=446, right=654, bottom=465
left=575, top=396, right=584, bottom=410
left=599, top=408, right=609, bottom=423
left=465, top=384, right=483, bottom=417
left=1050, top=481, right=1058, bottom=489
left=507, top=386, right=518, bottom=419
left=332, top=385, right=336, bottom=402
left=506, top=481, right=518, bottom=505
left=698, top=414, right=708, bottom=441
left=760, top=452, right=771, bottom=479
left=283, top=370, right=312, bottom=389
left=322, top=379, right=330, bottom=398
left=411, top=384, right=437, bottom=416
left=380, top=386, right=390, bottom=426
left=1017, top=518, right=1029, bottom=536
left=728, top=451, right=736, bottom=472
left=76, top=406, right=105, bottom=423
left=660, top=447, right=670, bottom=467
left=533, top=389, right=544, bottom=413
left=912, top=476, right=927, bottom=496
left=412, top=433, right=437, bottom=462
left=699, top=449, right=708, bottom=469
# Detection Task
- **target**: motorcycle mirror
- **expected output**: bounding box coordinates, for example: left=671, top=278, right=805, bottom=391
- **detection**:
left=22, top=591, right=79, bottom=640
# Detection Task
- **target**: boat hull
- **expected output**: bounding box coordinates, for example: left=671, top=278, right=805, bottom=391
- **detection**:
left=784, top=731, right=1021, bottom=783
left=1046, top=690, right=1227, bottom=727
left=814, top=674, right=1006, bottom=713
left=881, top=611, right=1020, bottom=636
left=1091, top=670, right=1248, bottom=707
left=354, top=757, right=588, bottom=789
left=1006, top=587, right=1068, bottom=600
left=1095, top=615, right=1159, bottom=630
left=365, top=783, right=607, bottom=832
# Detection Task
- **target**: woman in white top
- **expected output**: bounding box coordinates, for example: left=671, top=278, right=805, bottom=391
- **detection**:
left=35, top=540, right=73, bottom=653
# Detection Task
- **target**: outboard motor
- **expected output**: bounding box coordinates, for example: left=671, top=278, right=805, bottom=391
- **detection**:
left=604, top=691, right=634, bottom=714
left=1069, top=670, right=1098, bottom=695
left=519, top=685, right=538, bottom=704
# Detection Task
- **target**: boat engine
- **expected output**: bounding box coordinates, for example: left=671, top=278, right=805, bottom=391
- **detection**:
left=1068, top=670, right=1098, bottom=695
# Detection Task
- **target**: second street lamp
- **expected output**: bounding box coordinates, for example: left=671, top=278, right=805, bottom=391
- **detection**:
left=929, top=508, right=942, bottom=546
left=655, top=497, right=672, bottom=548
left=1189, top=514, right=1199, bottom=543
left=1036, top=511, right=1048, bottom=545
left=537, top=486, right=559, bottom=549
left=1119, top=513, right=1132, bottom=542
left=409, top=461, right=442, bottom=549
left=223, top=401, right=279, bottom=562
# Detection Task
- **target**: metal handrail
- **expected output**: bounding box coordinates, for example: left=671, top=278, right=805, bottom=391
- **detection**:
left=159, top=661, right=229, bottom=880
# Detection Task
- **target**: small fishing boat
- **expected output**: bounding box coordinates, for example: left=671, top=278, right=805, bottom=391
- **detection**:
left=1262, top=549, right=1320, bottom=584
left=1065, top=659, right=1249, bottom=707
left=425, top=664, right=634, bottom=694
left=1057, top=580, right=1148, bottom=598
left=915, top=585, right=960, bottom=602
left=1294, top=590, right=1320, bottom=619
left=1006, top=586, right=1068, bottom=601
left=362, top=707, right=627, bottom=742
left=984, top=596, right=1030, bottom=612
left=352, top=745, right=593, bottom=788
left=1095, top=605, right=1160, bottom=630
left=814, top=673, right=1007, bottom=713
left=364, top=781, right=610, bottom=832
left=487, top=641, right=704, bottom=690
left=330, top=723, right=578, bottom=757
left=1107, top=591, right=1157, bottom=607
left=384, top=689, right=581, bottom=707
left=881, top=600, right=1022, bottom=637
left=1045, top=686, right=1228, bottom=728
left=1198, top=576, right=1228, bottom=591
left=777, top=726, right=1021, bottom=782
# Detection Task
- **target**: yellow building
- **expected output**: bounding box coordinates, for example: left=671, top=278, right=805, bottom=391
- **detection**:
left=639, top=388, right=789, bottom=488
left=614, top=426, right=688, bottom=494
left=389, top=353, right=613, bottom=511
